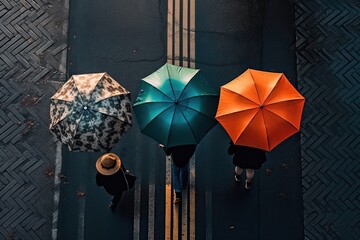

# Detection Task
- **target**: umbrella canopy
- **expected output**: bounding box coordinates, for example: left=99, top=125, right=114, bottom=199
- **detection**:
left=49, top=73, right=132, bottom=152
left=133, top=63, right=218, bottom=147
left=215, top=69, right=305, bottom=151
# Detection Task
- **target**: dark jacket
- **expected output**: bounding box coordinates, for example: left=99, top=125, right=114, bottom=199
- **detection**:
left=96, top=166, right=128, bottom=195
left=164, top=145, right=196, bottom=168
left=228, top=143, right=266, bottom=169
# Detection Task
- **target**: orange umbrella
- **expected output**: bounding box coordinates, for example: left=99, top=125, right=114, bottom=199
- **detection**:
left=215, top=69, right=305, bottom=151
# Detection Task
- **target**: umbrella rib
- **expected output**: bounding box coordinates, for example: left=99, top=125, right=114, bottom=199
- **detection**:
left=263, top=107, right=300, bottom=130
left=67, top=113, right=84, bottom=150
left=217, top=107, right=259, bottom=118
left=176, top=106, right=199, bottom=143
left=166, top=106, right=177, bottom=146
left=262, top=74, right=283, bottom=104
left=141, top=104, right=174, bottom=132
left=180, top=104, right=217, bottom=122
left=70, top=111, right=101, bottom=150
left=179, top=94, right=218, bottom=101
left=260, top=110, right=271, bottom=151
left=166, top=65, right=177, bottom=101
left=264, top=97, right=304, bottom=106
left=222, top=87, right=260, bottom=106
left=235, top=110, right=270, bottom=151
left=248, top=70, right=263, bottom=104
left=142, top=81, right=174, bottom=102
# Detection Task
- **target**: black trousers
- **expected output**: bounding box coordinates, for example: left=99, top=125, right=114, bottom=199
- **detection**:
left=111, top=191, right=123, bottom=207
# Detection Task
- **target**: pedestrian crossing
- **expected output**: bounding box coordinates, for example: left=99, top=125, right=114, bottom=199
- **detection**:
left=167, top=0, right=196, bottom=68
left=165, top=155, right=196, bottom=240
left=166, top=0, right=197, bottom=238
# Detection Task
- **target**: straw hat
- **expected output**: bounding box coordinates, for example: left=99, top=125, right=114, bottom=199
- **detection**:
left=96, top=153, right=121, bottom=175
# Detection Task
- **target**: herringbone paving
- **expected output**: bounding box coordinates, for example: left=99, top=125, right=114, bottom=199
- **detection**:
left=0, top=0, right=68, bottom=239
left=295, top=0, right=360, bottom=239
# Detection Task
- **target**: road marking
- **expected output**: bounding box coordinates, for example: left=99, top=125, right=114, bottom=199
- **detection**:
left=51, top=141, right=62, bottom=240
left=76, top=154, right=90, bottom=240
left=167, top=0, right=196, bottom=238
left=168, top=0, right=196, bottom=68
left=174, top=0, right=180, bottom=66
left=165, top=155, right=172, bottom=239
left=77, top=194, right=86, bottom=240
left=189, top=0, right=195, bottom=68
left=148, top=166, right=156, bottom=239
left=133, top=174, right=141, bottom=240
left=182, top=188, right=188, bottom=239
left=189, top=155, right=196, bottom=239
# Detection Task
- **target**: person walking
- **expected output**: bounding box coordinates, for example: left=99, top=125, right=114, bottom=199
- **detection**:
left=96, top=153, right=129, bottom=212
left=228, top=142, right=266, bottom=190
left=160, top=144, right=196, bottom=204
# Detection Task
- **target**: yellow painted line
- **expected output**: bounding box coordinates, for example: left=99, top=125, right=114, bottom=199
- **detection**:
left=166, top=0, right=197, bottom=237
left=173, top=199, right=179, bottom=240
left=174, top=0, right=181, bottom=66
left=182, top=187, right=188, bottom=239
left=182, top=0, right=189, bottom=67
left=190, top=0, right=196, bottom=68
left=168, top=0, right=195, bottom=68
left=165, top=156, right=172, bottom=240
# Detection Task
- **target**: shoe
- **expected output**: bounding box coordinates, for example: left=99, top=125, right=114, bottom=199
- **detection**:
left=174, top=192, right=182, bottom=204
left=245, top=179, right=253, bottom=190
left=109, top=201, right=116, bottom=212
left=234, top=174, right=241, bottom=182
left=174, top=197, right=181, bottom=204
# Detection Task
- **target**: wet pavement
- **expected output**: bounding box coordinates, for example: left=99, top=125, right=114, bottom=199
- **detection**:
left=57, top=0, right=303, bottom=239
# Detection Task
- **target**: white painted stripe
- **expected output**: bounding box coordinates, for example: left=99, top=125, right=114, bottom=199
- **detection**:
left=167, top=0, right=174, bottom=64
left=189, top=155, right=196, bottom=240
left=51, top=141, right=62, bottom=240
left=183, top=0, right=189, bottom=67
left=206, top=186, right=212, bottom=240
left=77, top=196, right=86, bottom=240
left=182, top=185, right=189, bottom=239
left=133, top=177, right=141, bottom=240
left=148, top=177, right=155, bottom=239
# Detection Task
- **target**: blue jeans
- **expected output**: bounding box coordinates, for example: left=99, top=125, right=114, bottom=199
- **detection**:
left=172, top=162, right=189, bottom=193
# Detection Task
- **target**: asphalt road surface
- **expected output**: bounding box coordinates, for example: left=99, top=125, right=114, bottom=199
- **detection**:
left=57, top=0, right=303, bottom=239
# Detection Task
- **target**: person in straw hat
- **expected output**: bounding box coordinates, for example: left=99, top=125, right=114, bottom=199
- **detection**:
left=96, top=153, right=128, bottom=212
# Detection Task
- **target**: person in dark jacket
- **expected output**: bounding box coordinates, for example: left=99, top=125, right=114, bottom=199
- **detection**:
left=96, top=153, right=128, bottom=212
left=228, top=142, right=266, bottom=190
left=160, top=144, right=196, bottom=204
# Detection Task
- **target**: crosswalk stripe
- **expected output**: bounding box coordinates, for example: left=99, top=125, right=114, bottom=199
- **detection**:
left=168, top=0, right=196, bottom=68
left=133, top=176, right=141, bottom=240
left=189, top=155, right=196, bottom=239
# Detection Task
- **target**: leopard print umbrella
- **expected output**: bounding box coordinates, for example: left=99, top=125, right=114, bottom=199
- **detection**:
left=49, top=73, right=132, bottom=152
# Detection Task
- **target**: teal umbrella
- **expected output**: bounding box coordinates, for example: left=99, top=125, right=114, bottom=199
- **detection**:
left=133, top=63, right=218, bottom=147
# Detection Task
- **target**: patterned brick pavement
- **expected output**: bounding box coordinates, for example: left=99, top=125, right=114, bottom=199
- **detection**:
left=295, top=0, right=360, bottom=239
left=0, top=0, right=68, bottom=239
